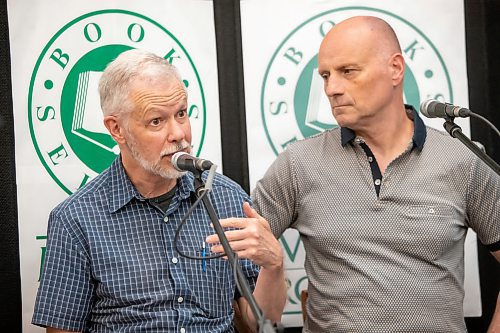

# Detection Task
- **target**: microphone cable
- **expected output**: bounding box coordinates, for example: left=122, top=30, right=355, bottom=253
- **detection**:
left=173, top=188, right=225, bottom=261
left=469, top=112, right=500, bottom=137
left=173, top=164, right=224, bottom=261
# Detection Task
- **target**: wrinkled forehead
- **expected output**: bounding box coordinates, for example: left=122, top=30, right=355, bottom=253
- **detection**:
left=128, top=77, right=187, bottom=110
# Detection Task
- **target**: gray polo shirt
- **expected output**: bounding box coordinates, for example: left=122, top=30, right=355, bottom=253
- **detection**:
left=252, top=108, right=500, bottom=333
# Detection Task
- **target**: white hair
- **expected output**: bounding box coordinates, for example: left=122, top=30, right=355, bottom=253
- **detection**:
left=98, top=48, right=186, bottom=119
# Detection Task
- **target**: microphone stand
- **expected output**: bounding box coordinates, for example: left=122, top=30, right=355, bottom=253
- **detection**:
left=192, top=169, right=280, bottom=333
left=443, top=117, right=500, bottom=176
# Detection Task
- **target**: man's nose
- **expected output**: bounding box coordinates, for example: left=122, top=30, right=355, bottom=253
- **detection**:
left=166, top=120, right=186, bottom=142
left=324, top=76, right=344, bottom=97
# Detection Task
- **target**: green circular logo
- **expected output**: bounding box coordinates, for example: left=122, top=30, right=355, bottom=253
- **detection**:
left=261, top=7, right=452, bottom=155
left=29, top=9, right=206, bottom=194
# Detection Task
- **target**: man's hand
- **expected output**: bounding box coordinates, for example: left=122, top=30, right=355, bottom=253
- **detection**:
left=205, top=202, right=283, bottom=269
left=206, top=202, right=287, bottom=327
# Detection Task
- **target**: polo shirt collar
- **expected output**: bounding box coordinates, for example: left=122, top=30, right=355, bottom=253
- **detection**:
left=410, top=105, right=427, bottom=151
left=340, top=104, right=426, bottom=151
left=108, top=156, right=195, bottom=213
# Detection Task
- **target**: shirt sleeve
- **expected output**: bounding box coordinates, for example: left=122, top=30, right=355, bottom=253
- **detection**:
left=251, top=148, right=298, bottom=238
left=32, top=210, right=94, bottom=331
left=465, top=154, right=500, bottom=251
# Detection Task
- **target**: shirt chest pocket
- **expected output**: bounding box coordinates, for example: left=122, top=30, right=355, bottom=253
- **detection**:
left=90, top=240, right=170, bottom=301
left=398, top=204, right=465, bottom=260
left=406, top=204, right=454, bottom=217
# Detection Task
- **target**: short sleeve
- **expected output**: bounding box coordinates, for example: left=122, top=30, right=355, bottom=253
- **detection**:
left=252, top=149, right=298, bottom=238
left=465, top=155, right=500, bottom=250
left=32, top=210, right=94, bottom=331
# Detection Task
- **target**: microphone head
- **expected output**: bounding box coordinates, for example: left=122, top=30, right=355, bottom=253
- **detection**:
left=171, top=151, right=213, bottom=173
left=420, top=99, right=438, bottom=118
left=171, top=151, right=189, bottom=172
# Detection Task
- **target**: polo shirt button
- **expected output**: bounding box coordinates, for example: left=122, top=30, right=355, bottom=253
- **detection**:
left=171, top=257, right=178, bottom=264
left=180, top=328, right=186, bottom=333
left=374, top=179, right=381, bottom=186
left=177, top=296, right=184, bottom=303
left=367, top=156, right=373, bottom=162
left=163, top=216, right=169, bottom=222
left=428, top=208, right=435, bottom=214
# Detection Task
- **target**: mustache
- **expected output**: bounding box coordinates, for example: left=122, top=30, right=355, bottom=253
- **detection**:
left=160, top=140, right=191, bottom=156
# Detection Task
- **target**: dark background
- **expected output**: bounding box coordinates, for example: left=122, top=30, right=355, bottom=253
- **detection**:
left=1, top=0, right=499, bottom=331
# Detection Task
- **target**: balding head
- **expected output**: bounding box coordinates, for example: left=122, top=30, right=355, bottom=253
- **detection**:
left=321, top=16, right=401, bottom=61
left=317, top=16, right=405, bottom=130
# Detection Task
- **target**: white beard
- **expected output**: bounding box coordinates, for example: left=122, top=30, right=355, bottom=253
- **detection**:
left=126, top=136, right=191, bottom=179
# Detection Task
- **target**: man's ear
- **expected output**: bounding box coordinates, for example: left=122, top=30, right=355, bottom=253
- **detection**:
left=104, top=115, right=126, bottom=144
left=390, top=53, right=405, bottom=86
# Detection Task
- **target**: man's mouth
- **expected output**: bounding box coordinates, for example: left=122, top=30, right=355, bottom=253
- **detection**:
left=333, top=104, right=349, bottom=108
left=162, top=147, right=191, bottom=159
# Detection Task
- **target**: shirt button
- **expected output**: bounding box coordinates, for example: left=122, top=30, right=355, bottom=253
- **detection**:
left=355, top=137, right=364, bottom=144
left=180, top=328, right=186, bottom=333
left=177, top=296, right=184, bottom=303
left=374, top=179, right=381, bottom=186
left=163, top=216, right=169, bottom=222
left=428, top=208, right=435, bottom=214
left=367, top=156, right=374, bottom=162
left=171, top=257, right=178, bottom=264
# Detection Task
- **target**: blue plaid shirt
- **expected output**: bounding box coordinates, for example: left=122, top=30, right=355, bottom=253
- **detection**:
left=32, top=157, right=259, bottom=333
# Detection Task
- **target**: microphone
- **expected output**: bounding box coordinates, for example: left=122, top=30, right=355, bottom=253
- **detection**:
left=420, top=99, right=471, bottom=118
left=171, top=152, right=213, bottom=173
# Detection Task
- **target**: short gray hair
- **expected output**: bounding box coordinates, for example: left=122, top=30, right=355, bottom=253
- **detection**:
left=98, top=48, right=185, bottom=118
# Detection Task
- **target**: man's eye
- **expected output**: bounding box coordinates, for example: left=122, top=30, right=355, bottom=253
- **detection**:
left=150, top=118, right=161, bottom=126
left=178, top=110, right=187, bottom=118
left=344, top=68, right=354, bottom=75
left=320, top=73, right=329, bottom=80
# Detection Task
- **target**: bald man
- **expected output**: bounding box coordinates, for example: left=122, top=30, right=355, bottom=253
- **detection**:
left=250, top=16, right=500, bottom=332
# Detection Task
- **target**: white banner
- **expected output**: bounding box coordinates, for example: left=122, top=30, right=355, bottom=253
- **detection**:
left=7, top=1, right=220, bottom=331
left=241, top=0, right=480, bottom=327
